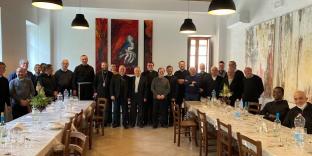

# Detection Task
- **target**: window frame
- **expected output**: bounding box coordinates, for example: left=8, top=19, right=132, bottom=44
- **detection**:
left=187, top=37, right=212, bottom=72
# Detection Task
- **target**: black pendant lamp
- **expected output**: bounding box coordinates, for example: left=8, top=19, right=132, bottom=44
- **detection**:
left=208, top=0, right=236, bottom=15
left=32, top=0, right=63, bottom=10
left=71, top=0, right=89, bottom=29
left=180, top=0, right=197, bottom=34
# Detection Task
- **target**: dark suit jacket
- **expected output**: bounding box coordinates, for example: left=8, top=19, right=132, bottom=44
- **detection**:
left=94, top=70, right=113, bottom=98
left=130, top=76, right=148, bottom=102
left=206, top=74, right=223, bottom=98
left=222, top=70, right=244, bottom=106
left=110, top=74, right=130, bottom=99
left=198, top=72, right=209, bottom=97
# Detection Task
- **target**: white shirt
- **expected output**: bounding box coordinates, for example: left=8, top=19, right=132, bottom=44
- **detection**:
left=212, top=76, right=217, bottom=81
left=297, top=103, right=308, bottom=110
left=135, top=76, right=140, bottom=93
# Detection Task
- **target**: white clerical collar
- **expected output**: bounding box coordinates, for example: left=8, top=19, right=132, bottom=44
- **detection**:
left=61, top=69, right=68, bottom=72
left=212, top=76, right=217, bottom=80
left=297, top=103, right=308, bottom=110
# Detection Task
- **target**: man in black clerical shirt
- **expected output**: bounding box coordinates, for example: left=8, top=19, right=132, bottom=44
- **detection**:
left=38, top=64, right=57, bottom=98
left=0, top=62, right=11, bottom=113
left=129, top=67, right=147, bottom=128
left=73, top=55, right=95, bottom=100
left=207, top=66, right=223, bottom=98
left=242, top=67, right=264, bottom=104
left=54, top=59, right=74, bottom=96
left=141, top=62, right=158, bottom=125
left=110, top=65, right=130, bottom=128
left=94, top=62, right=113, bottom=126
left=283, top=91, right=312, bottom=134
left=198, top=63, right=209, bottom=98
left=174, top=61, right=189, bottom=106
left=165, top=65, right=175, bottom=126
left=260, top=87, right=289, bottom=122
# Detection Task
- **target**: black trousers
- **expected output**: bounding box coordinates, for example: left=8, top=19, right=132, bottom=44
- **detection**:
left=12, top=106, right=29, bottom=119
left=130, top=93, right=144, bottom=127
left=153, top=99, right=168, bottom=127
left=113, top=97, right=129, bottom=126
left=78, top=83, right=93, bottom=100
left=144, top=93, right=153, bottom=125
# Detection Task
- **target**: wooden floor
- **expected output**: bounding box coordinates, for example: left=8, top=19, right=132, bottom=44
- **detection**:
left=87, top=126, right=203, bottom=156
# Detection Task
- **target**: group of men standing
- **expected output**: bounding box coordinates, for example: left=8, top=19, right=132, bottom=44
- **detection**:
left=0, top=55, right=267, bottom=129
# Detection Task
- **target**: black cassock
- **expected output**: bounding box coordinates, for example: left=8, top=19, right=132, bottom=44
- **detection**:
left=282, top=103, right=312, bottom=134
left=73, top=64, right=95, bottom=100
left=174, top=70, right=189, bottom=106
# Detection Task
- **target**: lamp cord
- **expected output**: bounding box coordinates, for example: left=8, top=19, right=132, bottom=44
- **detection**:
left=187, top=0, right=190, bottom=18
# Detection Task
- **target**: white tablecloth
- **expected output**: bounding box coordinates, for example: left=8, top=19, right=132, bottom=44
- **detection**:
left=186, top=101, right=312, bottom=156
left=0, top=100, right=94, bottom=156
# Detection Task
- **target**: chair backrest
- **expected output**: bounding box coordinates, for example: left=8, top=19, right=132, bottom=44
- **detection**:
left=237, top=132, right=262, bottom=156
left=95, top=98, right=107, bottom=118
left=64, top=130, right=88, bottom=156
left=217, top=119, right=233, bottom=156
left=197, top=110, right=208, bottom=136
left=86, top=102, right=95, bottom=122
left=171, top=102, right=181, bottom=126
left=73, top=110, right=84, bottom=132
left=61, top=119, right=73, bottom=144
left=248, top=103, right=262, bottom=114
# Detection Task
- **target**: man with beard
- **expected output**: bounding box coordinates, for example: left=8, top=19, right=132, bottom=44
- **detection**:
left=94, top=62, right=113, bottom=126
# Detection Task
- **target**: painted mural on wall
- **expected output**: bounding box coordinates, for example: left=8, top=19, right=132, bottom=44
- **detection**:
left=111, top=19, right=139, bottom=74
left=245, top=19, right=275, bottom=98
left=95, top=18, right=108, bottom=72
left=144, top=20, right=153, bottom=71
left=246, top=6, right=312, bottom=101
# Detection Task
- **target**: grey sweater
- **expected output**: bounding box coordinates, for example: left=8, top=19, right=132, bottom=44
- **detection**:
left=151, top=77, right=170, bottom=99
left=9, top=78, right=35, bottom=106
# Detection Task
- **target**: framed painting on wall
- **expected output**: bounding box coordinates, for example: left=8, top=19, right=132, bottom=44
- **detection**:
left=111, top=19, right=139, bottom=74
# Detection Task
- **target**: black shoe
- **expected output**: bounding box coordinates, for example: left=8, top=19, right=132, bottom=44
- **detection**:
left=124, top=125, right=129, bottom=129
left=112, top=124, right=120, bottom=128
left=138, top=124, right=144, bottom=128
left=153, top=125, right=158, bottom=129
left=161, top=125, right=168, bottom=128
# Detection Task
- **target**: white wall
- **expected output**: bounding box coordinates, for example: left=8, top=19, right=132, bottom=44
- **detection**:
left=52, top=7, right=217, bottom=72
left=0, top=0, right=37, bottom=74
left=223, top=0, right=312, bottom=69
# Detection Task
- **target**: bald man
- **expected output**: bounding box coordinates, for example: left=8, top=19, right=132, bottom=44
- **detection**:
left=54, top=59, right=74, bottom=96
left=242, top=67, right=264, bottom=106
left=110, top=65, right=130, bottom=128
left=283, top=91, right=312, bottom=134
left=206, top=66, right=223, bottom=98
left=8, top=58, right=35, bottom=85
left=184, top=67, right=200, bottom=101
left=9, top=67, right=35, bottom=119
left=73, top=55, right=95, bottom=100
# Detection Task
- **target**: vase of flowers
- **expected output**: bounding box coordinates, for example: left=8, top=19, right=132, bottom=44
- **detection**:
left=30, top=83, right=51, bottom=112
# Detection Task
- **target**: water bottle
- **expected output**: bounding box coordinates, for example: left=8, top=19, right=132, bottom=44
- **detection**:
left=294, top=113, right=305, bottom=147
left=211, top=90, right=217, bottom=104
left=63, top=89, right=69, bottom=103
left=234, top=100, right=241, bottom=119
left=0, top=112, right=4, bottom=126
left=0, top=112, right=5, bottom=138
left=273, top=112, right=281, bottom=137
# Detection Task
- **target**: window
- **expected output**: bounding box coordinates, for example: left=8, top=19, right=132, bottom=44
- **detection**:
left=187, top=37, right=211, bottom=72
left=26, top=20, right=38, bottom=72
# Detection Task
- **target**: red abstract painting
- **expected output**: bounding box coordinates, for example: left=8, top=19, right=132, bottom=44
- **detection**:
left=144, top=20, right=153, bottom=71
left=95, top=18, right=108, bottom=72
left=111, top=19, right=139, bottom=74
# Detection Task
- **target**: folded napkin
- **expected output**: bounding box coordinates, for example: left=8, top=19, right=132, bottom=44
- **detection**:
left=11, top=122, right=27, bottom=131
left=47, top=122, right=64, bottom=130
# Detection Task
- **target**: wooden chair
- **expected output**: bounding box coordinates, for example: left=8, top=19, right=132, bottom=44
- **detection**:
left=248, top=103, right=262, bottom=114
left=52, top=119, right=73, bottom=156
left=237, top=132, right=262, bottom=156
left=64, top=130, right=88, bottom=156
left=172, top=102, right=198, bottom=147
left=197, top=110, right=216, bottom=156
left=217, top=119, right=234, bottom=156
left=73, top=110, right=84, bottom=132
left=84, top=102, right=95, bottom=149
left=93, top=98, right=107, bottom=136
